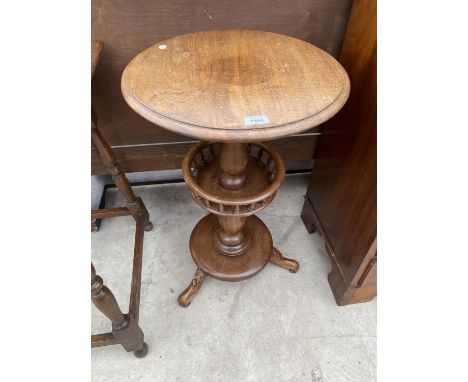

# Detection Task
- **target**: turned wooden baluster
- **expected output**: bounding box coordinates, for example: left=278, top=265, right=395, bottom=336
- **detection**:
left=91, top=263, right=127, bottom=326
left=215, top=215, right=249, bottom=255
left=91, top=114, right=153, bottom=232
left=91, top=264, right=148, bottom=357
left=213, top=143, right=250, bottom=255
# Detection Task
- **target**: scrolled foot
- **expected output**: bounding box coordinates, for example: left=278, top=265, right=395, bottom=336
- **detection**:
left=270, top=247, right=299, bottom=273
left=178, top=268, right=206, bottom=307
left=134, top=342, right=148, bottom=358
left=144, top=221, right=154, bottom=232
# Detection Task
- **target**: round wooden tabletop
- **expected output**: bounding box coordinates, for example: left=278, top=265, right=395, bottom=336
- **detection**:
left=122, top=30, right=350, bottom=142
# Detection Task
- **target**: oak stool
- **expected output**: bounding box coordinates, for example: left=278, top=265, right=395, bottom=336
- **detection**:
left=121, top=30, right=350, bottom=307
left=91, top=40, right=152, bottom=357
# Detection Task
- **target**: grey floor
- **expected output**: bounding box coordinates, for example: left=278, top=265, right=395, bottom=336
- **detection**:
left=91, top=174, right=376, bottom=382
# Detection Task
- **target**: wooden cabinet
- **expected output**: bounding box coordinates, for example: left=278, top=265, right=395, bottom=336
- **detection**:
left=301, top=0, right=377, bottom=305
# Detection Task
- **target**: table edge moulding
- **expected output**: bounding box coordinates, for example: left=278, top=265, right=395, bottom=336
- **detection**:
left=121, top=30, right=350, bottom=143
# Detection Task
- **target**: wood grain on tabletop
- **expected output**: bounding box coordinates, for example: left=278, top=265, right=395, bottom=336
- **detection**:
left=121, top=30, right=350, bottom=142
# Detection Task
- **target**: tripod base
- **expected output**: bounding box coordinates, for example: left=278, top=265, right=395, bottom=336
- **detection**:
left=190, top=214, right=272, bottom=282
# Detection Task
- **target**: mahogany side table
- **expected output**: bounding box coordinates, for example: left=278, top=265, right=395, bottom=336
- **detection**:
left=122, top=30, right=350, bottom=307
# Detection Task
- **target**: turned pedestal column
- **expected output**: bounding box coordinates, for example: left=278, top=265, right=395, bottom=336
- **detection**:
left=121, top=30, right=350, bottom=307
left=176, top=140, right=290, bottom=305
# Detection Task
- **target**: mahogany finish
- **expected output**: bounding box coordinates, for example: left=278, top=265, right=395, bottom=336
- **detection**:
left=122, top=30, right=349, bottom=142
left=91, top=0, right=354, bottom=173
left=190, top=214, right=272, bottom=281
left=91, top=40, right=152, bottom=357
left=122, top=30, right=349, bottom=307
left=301, top=0, right=377, bottom=305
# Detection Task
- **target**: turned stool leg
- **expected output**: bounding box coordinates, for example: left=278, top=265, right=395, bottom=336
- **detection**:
left=178, top=268, right=207, bottom=307
left=91, top=120, right=153, bottom=232
left=270, top=247, right=300, bottom=273
left=91, top=264, right=148, bottom=357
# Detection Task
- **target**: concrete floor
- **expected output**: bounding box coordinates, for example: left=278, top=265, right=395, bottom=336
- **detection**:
left=91, top=174, right=376, bottom=382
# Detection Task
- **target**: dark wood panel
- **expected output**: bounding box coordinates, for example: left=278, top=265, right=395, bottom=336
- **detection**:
left=92, top=0, right=353, bottom=170
left=92, top=134, right=318, bottom=175
left=301, top=0, right=376, bottom=305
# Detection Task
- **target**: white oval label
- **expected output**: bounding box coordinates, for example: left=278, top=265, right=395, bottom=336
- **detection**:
left=244, top=116, right=269, bottom=126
